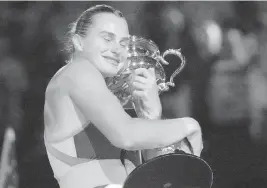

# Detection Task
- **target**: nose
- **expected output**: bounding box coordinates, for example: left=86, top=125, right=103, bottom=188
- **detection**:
left=110, top=41, right=122, bottom=55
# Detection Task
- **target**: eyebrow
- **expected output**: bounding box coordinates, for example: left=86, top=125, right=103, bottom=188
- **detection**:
left=99, top=31, right=129, bottom=41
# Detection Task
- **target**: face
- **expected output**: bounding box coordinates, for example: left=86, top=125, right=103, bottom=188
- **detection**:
left=79, top=13, right=130, bottom=77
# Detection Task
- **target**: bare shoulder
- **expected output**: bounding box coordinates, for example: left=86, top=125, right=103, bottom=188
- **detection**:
left=45, top=65, right=69, bottom=98
left=46, top=60, right=105, bottom=95
left=63, top=60, right=106, bottom=92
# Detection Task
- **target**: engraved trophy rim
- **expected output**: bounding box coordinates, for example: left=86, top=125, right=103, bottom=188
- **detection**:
left=127, top=35, right=160, bottom=59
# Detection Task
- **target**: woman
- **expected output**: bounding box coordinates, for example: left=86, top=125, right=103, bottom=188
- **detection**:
left=44, top=4, right=203, bottom=188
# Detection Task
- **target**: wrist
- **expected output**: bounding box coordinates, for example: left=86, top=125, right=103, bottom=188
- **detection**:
left=149, top=104, right=162, bottom=120
left=137, top=105, right=162, bottom=119
left=145, top=109, right=162, bottom=120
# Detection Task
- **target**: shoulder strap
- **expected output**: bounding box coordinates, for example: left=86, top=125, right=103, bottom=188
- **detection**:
left=45, top=140, right=91, bottom=166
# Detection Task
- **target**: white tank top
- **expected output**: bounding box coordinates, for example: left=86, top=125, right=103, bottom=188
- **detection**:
left=44, top=125, right=136, bottom=188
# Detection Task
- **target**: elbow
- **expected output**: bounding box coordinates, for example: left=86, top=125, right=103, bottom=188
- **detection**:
left=107, top=121, right=136, bottom=150
left=111, top=134, right=136, bottom=150
left=117, top=130, right=149, bottom=151
left=116, top=129, right=137, bottom=150
left=118, top=140, right=136, bottom=151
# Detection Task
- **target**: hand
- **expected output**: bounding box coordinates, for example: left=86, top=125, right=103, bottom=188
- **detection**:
left=173, top=118, right=203, bottom=157
left=175, top=138, right=195, bottom=155
left=131, top=68, right=162, bottom=119
left=186, top=123, right=203, bottom=157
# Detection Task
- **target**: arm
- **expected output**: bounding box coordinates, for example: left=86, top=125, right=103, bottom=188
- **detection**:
left=104, top=185, right=123, bottom=188
left=68, top=63, right=201, bottom=151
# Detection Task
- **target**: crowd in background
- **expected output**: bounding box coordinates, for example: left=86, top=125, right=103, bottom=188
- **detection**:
left=0, top=1, right=267, bottom=188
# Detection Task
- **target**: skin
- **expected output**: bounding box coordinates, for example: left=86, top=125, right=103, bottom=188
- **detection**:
left=72, top=13, right=162, bottom=118
left=72, top=13, right=130, bottom=78
left=44, top=12, right=203, bottom=188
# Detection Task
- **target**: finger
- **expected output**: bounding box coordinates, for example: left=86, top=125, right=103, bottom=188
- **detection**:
left=132, top=81, right=147, bottom=90
left=133, top=75, right=147, bottom=84
left=132, top=90, right=147, bottom=98
left=148, top=67, right=156, bottom=77
left=134, top=68, right=150, bottom=78
left=148, top=68, right=157, bottom=82
left=179, top=140, right=193, bottom=155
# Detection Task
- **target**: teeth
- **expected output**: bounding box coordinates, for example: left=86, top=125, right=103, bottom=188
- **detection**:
left=104, top=56, right=119, bottom=66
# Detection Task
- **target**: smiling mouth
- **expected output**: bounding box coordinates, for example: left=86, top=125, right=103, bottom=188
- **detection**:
left=103, top=56, right=120, bottom=66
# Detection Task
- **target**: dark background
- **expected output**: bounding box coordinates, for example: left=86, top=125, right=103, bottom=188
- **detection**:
left=0, top=1, right=267, bottom=188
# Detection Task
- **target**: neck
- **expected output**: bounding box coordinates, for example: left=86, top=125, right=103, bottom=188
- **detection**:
left=72, top=52, right=88, bottom=62
left=71, top=52, right=109, bottom=79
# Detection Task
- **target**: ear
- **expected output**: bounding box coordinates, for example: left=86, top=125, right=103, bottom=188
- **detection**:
left=72, top=34, right=84, bottom=51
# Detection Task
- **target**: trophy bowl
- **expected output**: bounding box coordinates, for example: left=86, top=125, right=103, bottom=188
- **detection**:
left=106, top=35, right=187, bottom=162
left=106, top=35, right=186, bottom=107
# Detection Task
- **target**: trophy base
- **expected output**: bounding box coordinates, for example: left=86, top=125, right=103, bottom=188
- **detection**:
left=123, top=153, right=213, bottom=188
left=142, top=145, right=177, bottom=162
left=142, top=139, right=194, bottom=162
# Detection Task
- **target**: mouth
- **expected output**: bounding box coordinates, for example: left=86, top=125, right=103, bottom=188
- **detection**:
left=103, top=56, right=120, bottom=66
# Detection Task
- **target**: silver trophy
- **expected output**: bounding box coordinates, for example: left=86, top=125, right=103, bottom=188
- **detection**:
left=106, top=35, right=186, bottom=161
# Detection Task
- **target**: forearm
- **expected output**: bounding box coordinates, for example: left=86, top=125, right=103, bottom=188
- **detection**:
left=102, top=184, right=122, bottom=188
left=124, top=117, right=201, bottom=150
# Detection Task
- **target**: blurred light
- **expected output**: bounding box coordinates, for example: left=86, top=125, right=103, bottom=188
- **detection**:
left=168, top=9, right=184, bottom=29
left=204, top=20, right=222, bottom=55
left=162, top=6, right=185, bottom=32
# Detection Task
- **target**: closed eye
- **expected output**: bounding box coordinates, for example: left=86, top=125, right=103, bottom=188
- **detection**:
left=103, top=36, right=113, bottom=42
left=120, top=42, right=127, bottom=48
left=99, top=31, right=115, bottom=42
left=120, top=39, right=129, bottom=48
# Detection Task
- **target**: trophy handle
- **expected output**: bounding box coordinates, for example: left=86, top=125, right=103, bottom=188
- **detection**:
left=157, top=49, right=186, bottom=91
